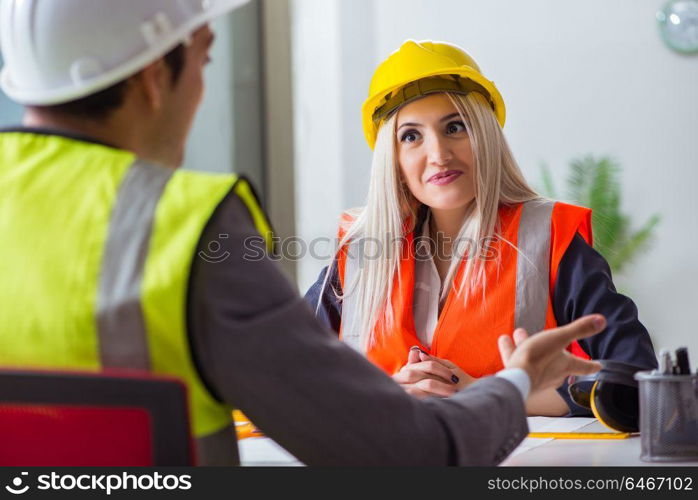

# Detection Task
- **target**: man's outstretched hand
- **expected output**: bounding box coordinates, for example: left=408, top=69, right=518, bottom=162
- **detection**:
left=498, top=315, right=605, bottom=394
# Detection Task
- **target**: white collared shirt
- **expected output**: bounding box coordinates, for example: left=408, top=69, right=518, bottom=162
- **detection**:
left=412, top=213, right=444, bottom=348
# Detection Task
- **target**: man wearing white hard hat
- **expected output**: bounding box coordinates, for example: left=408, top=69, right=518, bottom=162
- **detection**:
left=0, top=0, right=604, bottom=465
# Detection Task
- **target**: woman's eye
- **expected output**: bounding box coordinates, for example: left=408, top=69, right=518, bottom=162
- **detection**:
left=446, top=121, right=466, bottom=134
left=400, top=130, right=421, bottom=143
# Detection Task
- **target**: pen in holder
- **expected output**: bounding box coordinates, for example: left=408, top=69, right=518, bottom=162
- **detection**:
left=635, top=371, right=698, bottom=462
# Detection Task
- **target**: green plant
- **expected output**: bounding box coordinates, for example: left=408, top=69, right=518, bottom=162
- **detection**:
left=540, top=155, right=661, bottom=274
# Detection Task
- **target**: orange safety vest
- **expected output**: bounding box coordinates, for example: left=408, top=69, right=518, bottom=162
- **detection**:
left=336, top=200, right=592, bottom=376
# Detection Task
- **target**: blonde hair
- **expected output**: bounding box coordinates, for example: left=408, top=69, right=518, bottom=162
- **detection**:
left=321, top=91, right=539, bottom=349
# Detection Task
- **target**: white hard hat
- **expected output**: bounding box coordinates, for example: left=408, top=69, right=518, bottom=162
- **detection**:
left=0, top=0, right=249, bottom=105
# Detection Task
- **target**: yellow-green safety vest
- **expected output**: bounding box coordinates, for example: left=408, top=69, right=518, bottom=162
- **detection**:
left=0, top=131, right=273, bottom=464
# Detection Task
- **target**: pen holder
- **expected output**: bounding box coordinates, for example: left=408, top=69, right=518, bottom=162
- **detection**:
left=635, top=371, right=698, bottom=462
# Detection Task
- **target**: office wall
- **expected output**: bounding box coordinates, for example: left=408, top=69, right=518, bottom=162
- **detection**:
left=291, top=0, right=698, bottom=354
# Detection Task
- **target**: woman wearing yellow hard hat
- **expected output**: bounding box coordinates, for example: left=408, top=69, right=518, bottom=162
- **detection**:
left=305, top=40, right=656, bottom=416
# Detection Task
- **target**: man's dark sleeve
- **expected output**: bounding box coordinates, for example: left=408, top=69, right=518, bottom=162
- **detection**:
left=186, top=191, right=528, bottom=465
left=553, top=233, right=658, bottom=415
left=303, top=266, right=342, bottom=333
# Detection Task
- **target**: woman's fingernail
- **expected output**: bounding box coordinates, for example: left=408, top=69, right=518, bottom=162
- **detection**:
left=593, top=316, right=605, bottom=329
left=410, top=346, right=421, bottom=351
left=451, top=375, right=459, bottom=384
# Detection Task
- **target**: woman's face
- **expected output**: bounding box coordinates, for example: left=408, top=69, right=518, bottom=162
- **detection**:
left=396, top=93, right=475, bottom=212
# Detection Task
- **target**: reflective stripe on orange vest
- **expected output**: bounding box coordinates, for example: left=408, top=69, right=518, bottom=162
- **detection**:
left=337, top=200, right=593, bottom=376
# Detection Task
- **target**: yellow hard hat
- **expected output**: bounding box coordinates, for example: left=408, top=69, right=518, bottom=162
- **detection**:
left=362, top=40, right=506, bottom=149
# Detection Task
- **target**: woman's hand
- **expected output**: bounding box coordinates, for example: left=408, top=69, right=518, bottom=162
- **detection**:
left=420, top=351, right=477, bottom=392
left=392, top=347, right=476, bottom=398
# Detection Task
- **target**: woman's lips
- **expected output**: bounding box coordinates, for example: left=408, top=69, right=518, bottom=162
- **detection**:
left=427, top=170, right=463, bottom=186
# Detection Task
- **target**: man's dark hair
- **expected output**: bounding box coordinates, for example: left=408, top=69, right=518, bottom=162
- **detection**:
left=38, top=43, right=186, bottom=120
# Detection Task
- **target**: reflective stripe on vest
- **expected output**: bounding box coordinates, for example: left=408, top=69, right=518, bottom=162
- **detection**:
left=514, top=199, right=554, bottom=336
left=338, top=200, right=592, bottom=375
left=96, top=160, right=238, bottom=465
left=97, top=160, right=171, bottom=370
left=340, top=238, right=363, bottom=352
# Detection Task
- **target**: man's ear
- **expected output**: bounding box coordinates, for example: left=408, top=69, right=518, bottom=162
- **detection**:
left=135, top=59, right=168, bottom=111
